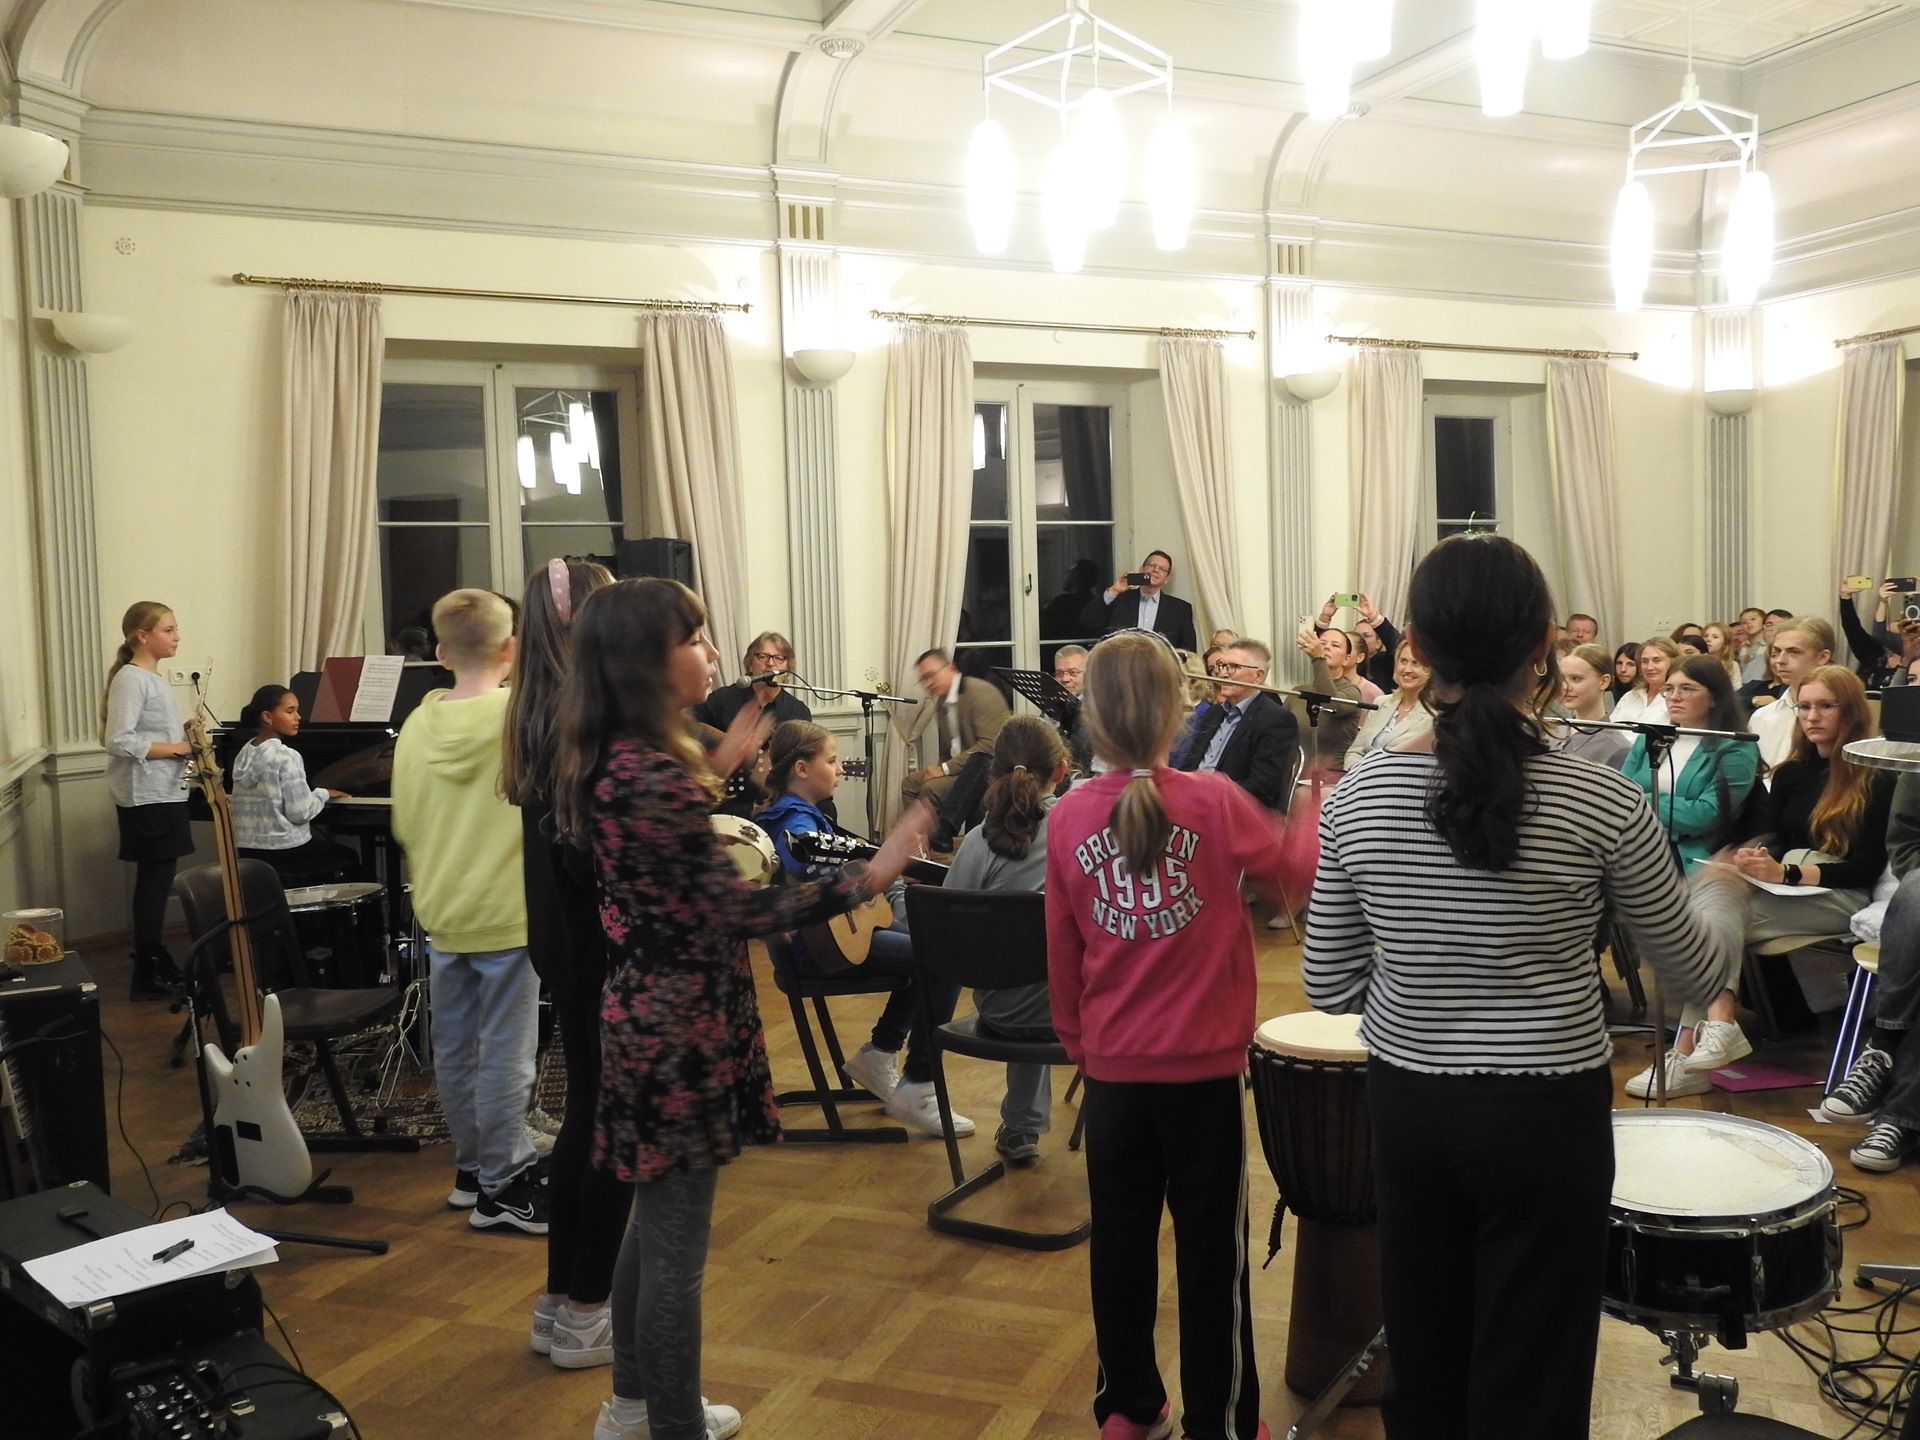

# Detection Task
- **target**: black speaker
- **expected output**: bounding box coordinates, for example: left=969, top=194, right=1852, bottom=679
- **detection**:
left=0, top=953, right=107, bottom=1199
left=616, top=537, right=695, bottom=586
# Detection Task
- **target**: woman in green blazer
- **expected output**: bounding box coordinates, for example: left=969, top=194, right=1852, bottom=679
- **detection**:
left=1621, top=654, right=1761, bottom=866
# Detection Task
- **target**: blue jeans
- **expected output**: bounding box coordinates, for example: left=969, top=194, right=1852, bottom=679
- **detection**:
left=1871, top=872, right=1920, bottom=1132
left=974, top=982, right=1055, bottom=1134
left=429, top=944, right=539, bottom=1193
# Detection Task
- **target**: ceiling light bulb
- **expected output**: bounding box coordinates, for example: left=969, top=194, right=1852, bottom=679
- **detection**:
left=1722, top=168, right=1775, bottom=306
left=1352, top=0, right=1393, bottom=62
left=548, top=432, right=581, bottom=495
left=1540, top=0, right=1591, bottom=59
left=972, top=411, right=988, bottom=472
left=1145, top=115, right=1196, bottom=252
left=1476, top=0, right=1532, bottom=118
left=1073, top=89, right=1127, bottom=231
left=1610, top=180, right=1653, bottom=313
left=1042, top=143, right=1089, bottom=273
left=1301, top=0, right=1353, bottom=121
left=517, top=435, right=536, bottom=489
left=965, top=118, right=1016, bottom=255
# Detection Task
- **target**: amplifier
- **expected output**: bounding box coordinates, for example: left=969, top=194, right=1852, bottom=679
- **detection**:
left=0, top=1182, right=265, bottom=1435
left=617, top=536, right=696, bottom=586
left=0, top=952, right=109, bottom=1198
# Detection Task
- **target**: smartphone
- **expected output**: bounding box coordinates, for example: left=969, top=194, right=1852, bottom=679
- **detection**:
left=1125, top=572, right=1151, bottom=587
left=1844, top=574, right=1874, bottom=590
left=1333, top=592, right=1362, bottom=608
left=1891, top=577, right=1919, bottom=592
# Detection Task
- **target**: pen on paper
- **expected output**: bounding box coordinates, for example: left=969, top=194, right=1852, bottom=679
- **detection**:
left=151, top=1239, right=195, bottom=1263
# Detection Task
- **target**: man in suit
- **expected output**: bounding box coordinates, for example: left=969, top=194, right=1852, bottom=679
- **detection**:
left=902, top=647, right=1010, bottom=808
left=1080, top=550, right=1198, bottom=653
left=1177, top=638, right=1298, bottom=810
left=1051, top=644, right=1093, bottom=774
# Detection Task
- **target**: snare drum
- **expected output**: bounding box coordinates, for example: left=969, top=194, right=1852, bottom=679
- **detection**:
left=1605, top=1110, right=1840, bottom=1344
left=283, top=881, right=390, bottom=989
left=711, top=814, right=779, bottom=886
left=1249, top=1012, right=1385, bottom=1403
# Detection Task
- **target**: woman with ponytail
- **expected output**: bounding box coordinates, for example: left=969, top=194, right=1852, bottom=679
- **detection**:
left=102, top=601, right=195, bottom=1000
left=499, top=557, right=627, bottom=1369
left=1305, top=535, right=1743, bottom=1440
left=945, top=715, right=1070, bottom=1164
left=1045, top=630, right=1298, bottom=1440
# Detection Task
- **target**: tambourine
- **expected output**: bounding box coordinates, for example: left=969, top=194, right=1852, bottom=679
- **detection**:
left=711, top=813, right=778, bottom=886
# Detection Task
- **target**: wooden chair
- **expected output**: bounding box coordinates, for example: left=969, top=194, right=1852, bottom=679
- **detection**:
left=1827, top=942, right=1881, bottom=1094
left=174, top=861, right=417, bottom=1155
left=762, top=933, right=908, bottom=1144
left=903, top=886, right=1089, bottom=1251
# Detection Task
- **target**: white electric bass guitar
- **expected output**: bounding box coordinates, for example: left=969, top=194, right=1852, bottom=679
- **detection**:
left=185, top=720, right=314, bottom=1198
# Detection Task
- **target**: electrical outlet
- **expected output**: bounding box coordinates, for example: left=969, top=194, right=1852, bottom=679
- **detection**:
left=1651, top=619, right=1672, bottom=635
left=167, top=666, right=191, bottom=686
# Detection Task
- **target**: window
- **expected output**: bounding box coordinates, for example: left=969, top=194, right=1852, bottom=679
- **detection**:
left=960, top=382, right=1129, bottom=688
left=1423, top=393, right=1510, bottom=545
left=371, top=361, right=639, bottom=656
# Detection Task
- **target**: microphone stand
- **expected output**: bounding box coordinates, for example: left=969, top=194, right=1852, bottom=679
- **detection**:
left=780, top=677, right=918, bottom=840
left=1559, top=715, right=1759, bottom=1106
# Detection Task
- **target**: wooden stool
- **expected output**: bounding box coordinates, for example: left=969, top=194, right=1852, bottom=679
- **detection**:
left=1826, top=942, right=1881, bottom=1095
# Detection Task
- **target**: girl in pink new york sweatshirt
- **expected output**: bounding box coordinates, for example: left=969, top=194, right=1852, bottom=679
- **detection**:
left=1045, top=631, right=1297, bottom=1440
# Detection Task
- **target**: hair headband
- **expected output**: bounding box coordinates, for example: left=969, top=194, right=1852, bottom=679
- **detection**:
left=547, top=558, right=572, bottom=625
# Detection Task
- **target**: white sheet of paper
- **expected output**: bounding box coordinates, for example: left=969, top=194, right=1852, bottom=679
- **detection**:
left=349, top=654, right=405, bottom=723
left=23, top=1210, right=279, bottom=1307
left=1740, top=872, right=1833, bottom=898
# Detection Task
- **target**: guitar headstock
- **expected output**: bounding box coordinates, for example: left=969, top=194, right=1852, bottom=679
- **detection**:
left=841, top=757, right=870, bottom=780
left=788, top=830, right=862, bottom=867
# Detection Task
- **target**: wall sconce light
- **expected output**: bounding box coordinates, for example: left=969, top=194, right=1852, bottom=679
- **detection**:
left=790, top=347, right=856, bottom=386
left=1280, top=370, right=1340, bottom=402
left=1704, top=388, right=1755, bottom=416
left=0, top=124, right=69, bottom=199
left=43, top=311, right=136, bottom=354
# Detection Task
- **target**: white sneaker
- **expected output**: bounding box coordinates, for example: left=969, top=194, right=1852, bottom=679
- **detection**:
left=842, top=1043, right=899, bottom=1103
left=886, top=1079, right=975, bottom=1138
left=1680, top=1019, right=1752, bottom=1073
left=1624, top=1050, right=1710, bottom=1099
left=550, top=1302, right=613, bottom=1370
left=526, top=1123, right=556, bottom=1159
left=528, top=1105, right=564, bottom=1137
left=1266, top=914, right=1293, bottom=932
left=593, top=1398, right=740, bottom=1440
left=531, top=1293, right=559, bottom=1355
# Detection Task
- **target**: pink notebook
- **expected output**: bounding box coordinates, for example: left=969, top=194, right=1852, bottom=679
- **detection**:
left=1709, top=1061, right=1823, bottom=1093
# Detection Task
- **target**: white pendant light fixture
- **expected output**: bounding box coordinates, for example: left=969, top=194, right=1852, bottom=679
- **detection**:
left=1352, top=0, right=1394, bottom=62
left=1612, top=72, right=1773, bottom=313
left=1300, top=0, right=1354, bottom=121
left=1540, top=0, right=1593, bottom=60
left=1476, top=0, right=1533, bottom=118
left=1145, top=112, right=1196, bottom=251
left=965, top=118, right=1015, bottom=254
left=966, top=0, right=1185, bottom=265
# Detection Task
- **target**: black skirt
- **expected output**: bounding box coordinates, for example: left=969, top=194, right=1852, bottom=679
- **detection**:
left=116, top=802, right=195, bottom=863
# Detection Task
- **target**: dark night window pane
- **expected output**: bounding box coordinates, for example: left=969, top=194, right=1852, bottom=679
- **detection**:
left=1434, top=415, right=1496, bottom=525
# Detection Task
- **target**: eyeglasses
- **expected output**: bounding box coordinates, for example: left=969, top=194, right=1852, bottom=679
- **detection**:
left=747, top=651, right=789, bottom=665
left=1793, top=701, right=1841, bottom=715
left=1210, top=661, right=1263, bottom=676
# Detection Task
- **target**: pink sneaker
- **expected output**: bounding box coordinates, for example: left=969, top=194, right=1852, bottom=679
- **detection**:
left=1099, top=1405, right=1172, bottom=1440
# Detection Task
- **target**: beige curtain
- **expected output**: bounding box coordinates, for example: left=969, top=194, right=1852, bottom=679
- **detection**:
left=283, top=289, right=383, bottom=672
left=1158, top=337, right=1243, bottom=635
left=1547, top=357, right=1624, bottom=646
left=643, top=312, right=749, bottom=669
left=884, top=323, right=974, bottom=791
left=1348, top=345, right=1424, bottom=624
left=1833, top=338, right=1908, bottom=595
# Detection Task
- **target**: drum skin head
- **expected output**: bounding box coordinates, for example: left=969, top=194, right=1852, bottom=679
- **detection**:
left=283, top=880, right=384, bottom=910
left=1610, top=1109, right=1833, bottom=1218
left=1254, top=1011, right=1368, bottom=1062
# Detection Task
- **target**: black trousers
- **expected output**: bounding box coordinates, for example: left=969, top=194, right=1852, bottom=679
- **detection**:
left=1368, top=1060, right=1614, bottom=1440
left=523, top=806, right=633, bottom=1304
left=1083, top=1074, right=1261, bottom=1440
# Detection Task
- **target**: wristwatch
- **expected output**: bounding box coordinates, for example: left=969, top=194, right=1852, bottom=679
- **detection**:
left=1782, top=862, right=1801, bottom=887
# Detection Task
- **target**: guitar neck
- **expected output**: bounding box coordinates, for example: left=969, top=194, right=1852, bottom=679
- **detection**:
left=186, top=722, right=263, bottom=1045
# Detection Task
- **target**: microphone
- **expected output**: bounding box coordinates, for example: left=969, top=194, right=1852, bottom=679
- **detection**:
left=742, top=670, right=791, bottom=688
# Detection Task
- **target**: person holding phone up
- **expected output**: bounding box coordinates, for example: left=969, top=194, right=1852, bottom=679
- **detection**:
left=1082, top=550, right=1198, bottom=652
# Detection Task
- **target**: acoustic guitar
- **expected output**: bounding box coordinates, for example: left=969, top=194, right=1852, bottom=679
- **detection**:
left=786, top=828, right=946, bottom=974
left=184, top=720, right=315, bottom=1199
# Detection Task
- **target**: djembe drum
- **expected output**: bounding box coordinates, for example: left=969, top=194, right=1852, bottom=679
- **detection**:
left=1248, top=1011, right=1386, bottom=1403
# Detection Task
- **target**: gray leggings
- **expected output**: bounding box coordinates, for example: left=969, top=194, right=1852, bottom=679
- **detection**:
left=610, top=1166, right=719, bottom=1440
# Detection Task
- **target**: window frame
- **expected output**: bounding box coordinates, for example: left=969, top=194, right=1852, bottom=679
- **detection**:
left=1422, top=392, right=1512, bottom=547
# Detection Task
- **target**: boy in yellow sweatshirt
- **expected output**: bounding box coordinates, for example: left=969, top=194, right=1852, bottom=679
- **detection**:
left=392, top=589, right=544, bottom=1233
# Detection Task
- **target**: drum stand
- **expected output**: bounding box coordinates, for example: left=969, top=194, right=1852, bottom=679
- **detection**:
left=1285, top=1329, right=1389, bottom=1440
left=1655, top=1330, right=1740, bottom=1414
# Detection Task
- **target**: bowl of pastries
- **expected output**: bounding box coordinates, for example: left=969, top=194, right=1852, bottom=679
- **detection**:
left=4, top=907, right=63, bottom=965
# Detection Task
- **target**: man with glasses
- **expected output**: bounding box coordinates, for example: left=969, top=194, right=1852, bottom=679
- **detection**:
left=902, top=647, right=1011, bottom=811
left=1174, top=639, right=1297, bottom=809
left=1748, top=617, right=1835, bottom=771
left=1051, top=644, right=1093, bottom=773
left=1081, top=550, right=1198, bottom=652
left=693, top=631, right=813, bottom=732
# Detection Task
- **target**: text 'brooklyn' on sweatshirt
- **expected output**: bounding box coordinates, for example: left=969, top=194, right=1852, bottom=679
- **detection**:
left=392, top=687, right=526, bottom=953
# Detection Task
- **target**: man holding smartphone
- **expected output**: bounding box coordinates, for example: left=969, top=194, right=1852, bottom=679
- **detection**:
left=1081, top=550, right=1199, bottom=652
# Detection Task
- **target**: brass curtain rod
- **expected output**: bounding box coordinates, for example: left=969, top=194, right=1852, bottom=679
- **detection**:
left=231, top=273, right=750, bottom=314
left=1327, top=334, right=1639, bottom=362
left=1834, top=322, right=1920, bottom=348
left=871, top=309, right=1255, bottom=341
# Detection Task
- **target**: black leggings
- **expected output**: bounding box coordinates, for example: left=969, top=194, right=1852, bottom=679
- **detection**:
left=131, top=859, right=177, bottom=954
left=524, top=809, right=632, bottom=1304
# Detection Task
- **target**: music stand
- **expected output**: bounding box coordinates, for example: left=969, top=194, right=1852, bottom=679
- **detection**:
left=994, top=668, right=1078, bottom=724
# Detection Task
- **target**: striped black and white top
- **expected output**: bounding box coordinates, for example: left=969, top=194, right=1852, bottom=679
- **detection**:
left=1304, top=750, right=1740, bottom=1075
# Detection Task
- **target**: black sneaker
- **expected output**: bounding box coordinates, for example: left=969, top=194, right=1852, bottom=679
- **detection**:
left=995, top=1126, right=1041, bottom=1165
left=470, top=1169, right=549, bottom=1234
left=446, top=1168, right=479, bottom=1210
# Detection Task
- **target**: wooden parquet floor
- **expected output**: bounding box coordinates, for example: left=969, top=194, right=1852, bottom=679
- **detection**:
left=76, top=924, right=1919, bottom=1440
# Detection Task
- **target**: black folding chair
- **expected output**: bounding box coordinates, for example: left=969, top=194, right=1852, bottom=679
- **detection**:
left=763, top=933, right=909, bottom=1144
left=904, top=886, right=1089, bottom=1251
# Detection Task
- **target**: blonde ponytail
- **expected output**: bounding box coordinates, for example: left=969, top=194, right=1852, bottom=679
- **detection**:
left=1084, top=633, right=1186, bottom=877
left=99, top=601, right=173, bottom=736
